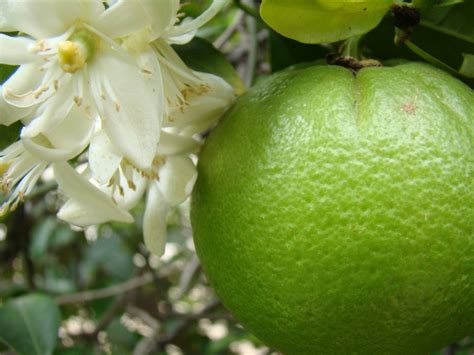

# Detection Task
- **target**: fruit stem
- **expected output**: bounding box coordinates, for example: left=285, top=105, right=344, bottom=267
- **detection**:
left=341, top=35, right=363, bottom=60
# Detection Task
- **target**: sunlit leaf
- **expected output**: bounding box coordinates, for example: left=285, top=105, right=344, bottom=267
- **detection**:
left=260, top=0, right=392, bottom=44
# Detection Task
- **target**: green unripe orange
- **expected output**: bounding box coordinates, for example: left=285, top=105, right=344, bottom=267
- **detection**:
left=191, top=63, right=474, bottom=354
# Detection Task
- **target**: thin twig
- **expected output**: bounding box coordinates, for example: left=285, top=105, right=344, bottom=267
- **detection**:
left=127, top=305, right=160, bottom=330
left=172, top=255, right=201, bottom=301
left=137, top=299, right=221, bottom=355
left=56, top=272, right=154, bottom=305
left=157, top=299, right=221, bottom=347
left=233, top=0, right=259, bottom=18
left=91, top=294, right=129, bottom=337
left=214, top=10, right=245, bottom=49
left=244, top=1, right=258, bottom=87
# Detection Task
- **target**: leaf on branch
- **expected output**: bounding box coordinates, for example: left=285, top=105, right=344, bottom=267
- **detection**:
left=0, top=294, right=61, bottom=355
left=403, top=1, right=474, bottom=80
left=420, top=0, right=474, bottom=44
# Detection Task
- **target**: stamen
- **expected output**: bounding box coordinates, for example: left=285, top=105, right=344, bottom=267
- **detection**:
left=74, top=96, right=83, bottom=106
left=34, top=85, right=50, bottom=99
left=127, top=180, right=136, bottom=191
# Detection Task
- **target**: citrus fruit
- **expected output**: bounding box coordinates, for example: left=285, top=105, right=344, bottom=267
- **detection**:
left=191, top=63, right=474, bottom=354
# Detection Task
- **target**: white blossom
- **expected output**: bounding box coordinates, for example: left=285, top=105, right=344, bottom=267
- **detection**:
left=0, top=0, right=235, bottom=255
left=61, top=72, right=235, bottom=256
left=0, top=0, right=163, bottom=169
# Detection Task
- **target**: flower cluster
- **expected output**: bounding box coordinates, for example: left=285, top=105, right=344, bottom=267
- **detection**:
left=0, top=0, right=234, bottom=255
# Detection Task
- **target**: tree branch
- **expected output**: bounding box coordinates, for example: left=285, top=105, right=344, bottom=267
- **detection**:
left=134, top=299, right=222, bottom=355
left=56, top=272, right=154, bottom=305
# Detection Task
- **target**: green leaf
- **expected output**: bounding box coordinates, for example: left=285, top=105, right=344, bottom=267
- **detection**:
left=363, top=3, right=474, bottom=86
left=268, top=30, right=332, bottom=72
left=0, top=294, right=61, bottom=355
left=0, top=121, right=21, bottom=150
left=405, top=39, right=460, bottom=75
left=459, top=54, right=474, bottom=78
left=404, top=1, right=474, bottom=80
left=30, top=217, right=57, bottom=261
left=81, top=234, right=135, bottom=283
left=173, top=37, right=245, bottom=95
left=106, top=318, right=139, bottom=349
left=260, top=0, right=392, bottom=44
left=420, top=1, right=474, bottom=45
left=0, top=65, right=21, bottom=150
left=54, top=345, right=96, bottom=355
left=0, top=65, right=16, bottom=84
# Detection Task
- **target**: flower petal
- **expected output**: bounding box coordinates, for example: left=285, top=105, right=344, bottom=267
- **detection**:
left=54, top=161, right=133, bottom=226
left=88, top=130, right=122, bottom=184
left=165, top=73, right=234, bottom=134
left=92, top=50, right=160, bottom=169
left=166, top=31, right=196, bottom=45
left=96, top=0, right=150, bottom=38
left=156, top=130, right=200, bottom=156
left=158, top=156, right=197, bottom=205
left=166, top=0, right=227, bottom=38
left=2, top=0, right=89, bottom=38
left=0, top=0, right=15, bottom=32
left=130, top=49, right=165, bottom=128
left=0, top=89, right=33, bottom=126
left=22, top=106, right=95, bottom=162
left=140, top=0, right=180, bottom=40
left=2, top=63, right=42, bottom=102
left=21, top=78, right=75, bottom=137
left=3, top=63, right=65, bottom=108
left=22, top=134, right=88, bottom=162
left=43, top=103, right=97, bottom=151
left=143, top=183, right=169, bottom=256
left=112, top=170, right=148, bottom=210
left=0, top=34, right=37, bottom=65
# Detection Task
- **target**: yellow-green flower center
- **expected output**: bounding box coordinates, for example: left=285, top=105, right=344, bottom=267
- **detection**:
left=58, top=30, right=96, bottom=73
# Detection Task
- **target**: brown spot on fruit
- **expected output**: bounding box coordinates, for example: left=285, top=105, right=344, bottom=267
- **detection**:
left=402, top=102, right=417, bottom=115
